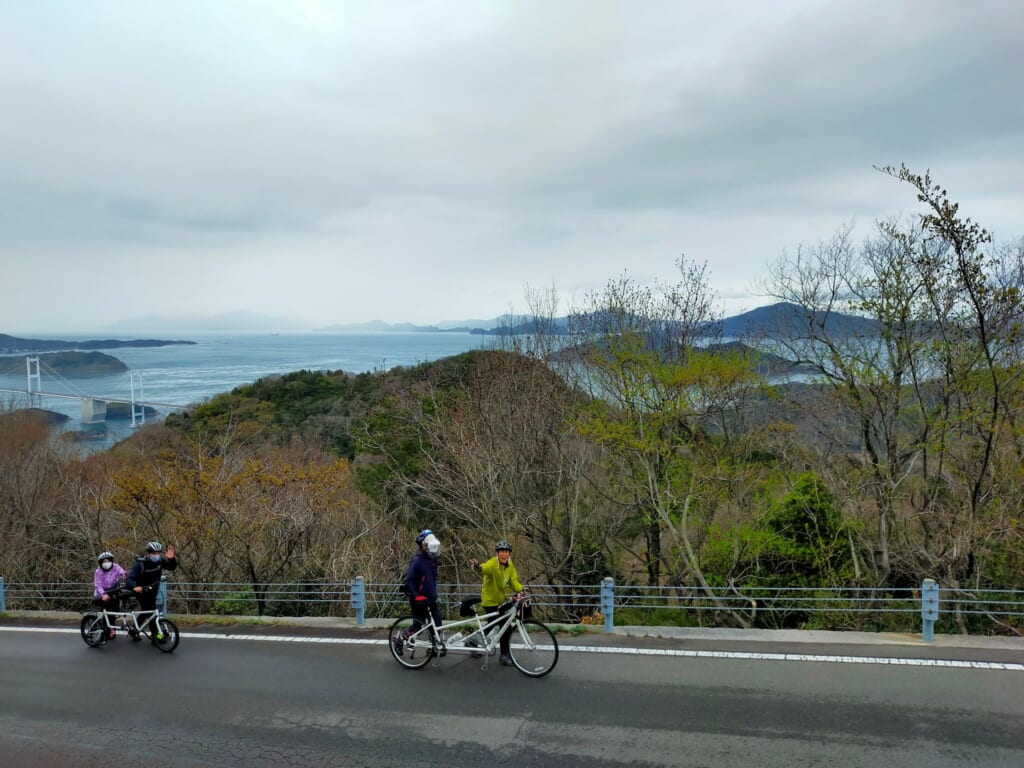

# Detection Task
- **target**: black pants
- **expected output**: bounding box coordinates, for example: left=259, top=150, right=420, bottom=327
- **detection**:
left=92, top=595, right=121, bottom=616
left=483, top=604, right=513, bottom=655
left=135, top=588, right=157, bottom=613
left=410, top=599, right=441, bottom=633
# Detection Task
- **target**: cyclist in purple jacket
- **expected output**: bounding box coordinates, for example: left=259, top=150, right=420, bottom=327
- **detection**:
left=93, top=551, right=127, bottom=639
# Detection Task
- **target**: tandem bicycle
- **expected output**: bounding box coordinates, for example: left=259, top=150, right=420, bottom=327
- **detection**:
left=80, top=586, right=180, bottom=653
left=388, top=594, right=558, bottom=677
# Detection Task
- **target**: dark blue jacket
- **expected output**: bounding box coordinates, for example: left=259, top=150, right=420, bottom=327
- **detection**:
left=403, top=550, right=437, bottom=603
left=126, top=554, right=178, bottom=590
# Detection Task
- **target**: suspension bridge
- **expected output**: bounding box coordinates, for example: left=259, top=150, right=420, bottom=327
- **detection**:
left=0, top=356, right=188, bottom=431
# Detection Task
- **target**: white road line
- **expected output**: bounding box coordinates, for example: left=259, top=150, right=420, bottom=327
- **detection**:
left=4, top=626, right=1021, bottom=671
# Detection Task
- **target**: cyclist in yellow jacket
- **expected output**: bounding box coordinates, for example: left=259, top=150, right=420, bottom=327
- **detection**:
left=469, top=539, right=523, bottom=666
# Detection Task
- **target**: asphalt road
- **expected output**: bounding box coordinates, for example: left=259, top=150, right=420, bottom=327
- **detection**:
left=1, top=624, right=1022, bottom=767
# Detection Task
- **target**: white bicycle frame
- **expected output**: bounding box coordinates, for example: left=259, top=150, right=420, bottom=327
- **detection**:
left=407, top=599, right=527, bottom=665
left=92, top=602, right=168, bottom=637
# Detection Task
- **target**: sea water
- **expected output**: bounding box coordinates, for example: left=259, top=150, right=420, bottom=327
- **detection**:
left=0, top=332, right=494, bottom=449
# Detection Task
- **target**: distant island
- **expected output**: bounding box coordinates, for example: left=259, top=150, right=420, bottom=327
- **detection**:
left=0, top=351, right=128, bottom=376
left=316, top=321, right=462, bottom=333
left=22, top=302, right=880, bottom=339
left=0, top=334, right=195, bottom=354
left=319, top=303, right=879, bottom=337
left=470, top=303, right=880, bottom=337
left=103, top=310, right=310, bottom=334
left=314, top=319, right=493, bottom=333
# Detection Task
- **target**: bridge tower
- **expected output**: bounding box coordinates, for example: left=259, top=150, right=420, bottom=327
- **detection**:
left=79, top=397, right=108, bottom=440
left=25, top=356, right=41, bottom=408
left=130, top=369, right=145, bottom=428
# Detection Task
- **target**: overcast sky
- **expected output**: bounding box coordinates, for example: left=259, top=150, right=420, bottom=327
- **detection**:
left=2, top=0, right=1021, bottom=333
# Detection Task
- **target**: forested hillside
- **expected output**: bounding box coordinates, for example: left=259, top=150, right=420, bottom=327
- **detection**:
left=1, top=167, right=1022, bottom=634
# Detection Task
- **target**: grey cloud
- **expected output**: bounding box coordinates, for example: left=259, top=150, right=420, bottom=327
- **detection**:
left=526, top=2, right=1024, bottom=213
left=0, top=1, right=1020, bottom=330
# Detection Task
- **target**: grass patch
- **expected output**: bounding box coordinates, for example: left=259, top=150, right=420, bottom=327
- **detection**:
left=612, top=608, right=700, bottom=628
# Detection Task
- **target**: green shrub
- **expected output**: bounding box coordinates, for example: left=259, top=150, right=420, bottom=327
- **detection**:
left=210, top=590, right=257, bottom=616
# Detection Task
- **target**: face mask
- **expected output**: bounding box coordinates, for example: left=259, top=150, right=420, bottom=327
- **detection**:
left=101, top=561, right=113, bottom=571
left=149, top=554, right=162, bottom=562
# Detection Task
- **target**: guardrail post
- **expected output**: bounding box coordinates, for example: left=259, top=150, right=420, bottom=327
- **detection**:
left=351, top=576, right=365, bottom=625
left=0, top=576, right=5, bottom=613
left=921, top=578, right=939, bottom=642
left=156, top=576, right=168, bottom=617
left=600, top=577, right=615, bottom=633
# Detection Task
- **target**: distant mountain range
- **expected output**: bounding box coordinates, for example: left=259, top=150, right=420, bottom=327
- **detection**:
left=101, top=311, right=502, bottom=334
left=472, top=302, right=881, bottom=337
left=314, top=319, right=496, bottom=333
left=3, top=304, right=879, bottom=346
left=103, top=310, right=312, bottom=334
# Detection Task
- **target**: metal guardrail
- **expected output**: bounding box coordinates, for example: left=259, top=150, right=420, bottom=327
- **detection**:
left=1, top=576, right=1021, bottom=641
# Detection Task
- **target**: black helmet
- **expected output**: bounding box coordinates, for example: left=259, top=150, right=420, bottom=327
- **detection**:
left=146, top=541, right=163, bottom=553
left=495, top=540, right=512, bottom=552
left=97, top=551, right=114, bottom=563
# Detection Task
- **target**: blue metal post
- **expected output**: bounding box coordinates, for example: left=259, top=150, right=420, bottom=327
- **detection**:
left=352, top=576, right=365, bottom=626
left=921, top=578, right=939, bottom=642
left=156, top=575, right=168, bottom=617
left=0, top=576, right=5, bottom=613
left=600, top=577, right=615, bottom=633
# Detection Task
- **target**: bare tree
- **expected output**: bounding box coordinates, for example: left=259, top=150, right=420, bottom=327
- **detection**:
left=358, top=348, right=627, bottom=598
left=759, top=166, right=1024, bottom=593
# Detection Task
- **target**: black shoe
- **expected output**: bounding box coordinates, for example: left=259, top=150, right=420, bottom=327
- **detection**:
left=129, top=629, right=141, bottom=642
left=499, top=653, right=513, bottom=666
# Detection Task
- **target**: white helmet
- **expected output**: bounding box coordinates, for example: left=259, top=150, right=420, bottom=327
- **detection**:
left=423, top=533, right=441, bottom=559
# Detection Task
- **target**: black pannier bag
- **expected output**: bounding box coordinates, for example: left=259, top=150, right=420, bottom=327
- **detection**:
left=459, top=596, right=481, bottom=617
left=517, top=598, right=533, bottom=620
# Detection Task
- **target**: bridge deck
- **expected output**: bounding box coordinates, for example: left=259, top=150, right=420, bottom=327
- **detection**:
left=0, top=387, right=187, bottom=411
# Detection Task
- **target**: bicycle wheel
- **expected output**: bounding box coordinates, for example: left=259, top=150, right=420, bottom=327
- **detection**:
left=80, top=614, right=106, bottom=647
left=388, top=616, right=433, bottom=670
left=147, top=618, right=180, bottom=653
left=508, top=620, right=558, bottom=677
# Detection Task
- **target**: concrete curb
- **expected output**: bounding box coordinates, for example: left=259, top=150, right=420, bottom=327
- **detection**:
left=609, top=625, right=1024, bottom=650
left=4, top=610, right=1023, bottom=651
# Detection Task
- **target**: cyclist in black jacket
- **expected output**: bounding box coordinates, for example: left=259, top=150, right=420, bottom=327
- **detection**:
left=403, top=529, right=441, bottom=631
left=126, top=541, right=177, bottom=622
